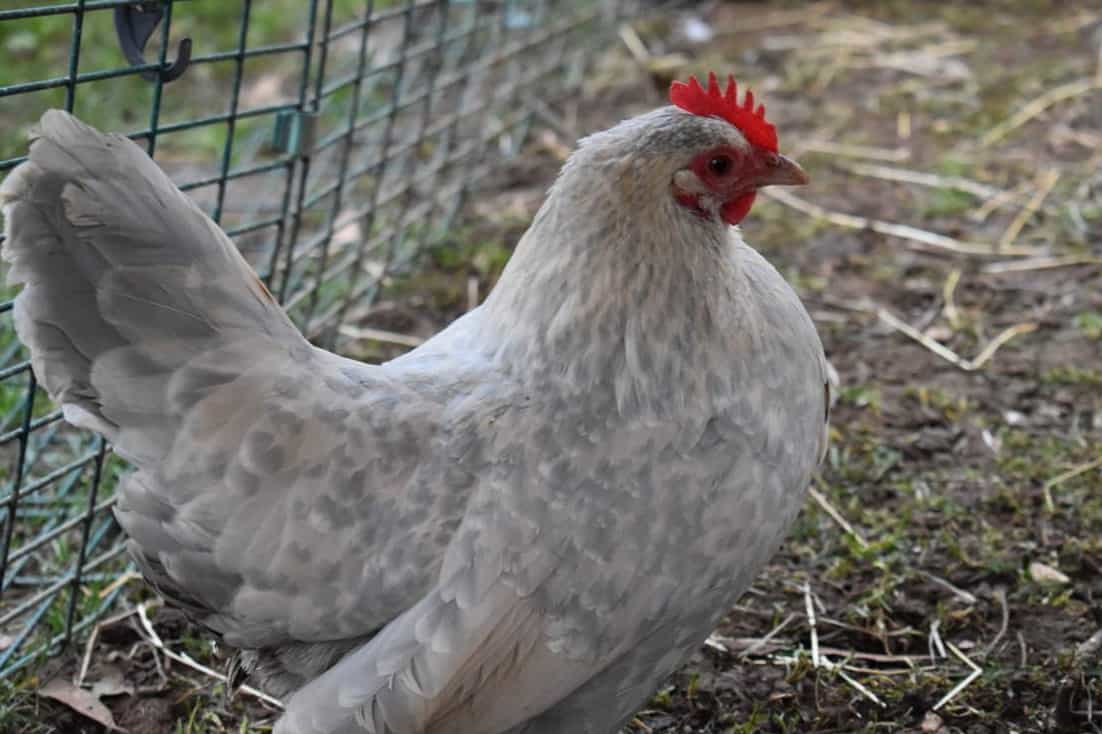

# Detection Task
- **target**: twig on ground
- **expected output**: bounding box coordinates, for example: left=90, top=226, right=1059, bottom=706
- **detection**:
left=1097, top=34, right=1102, bottom=83
left=1043, top=456, right=1102, bottom=513
left=149, top=646, right=169, bottom=689
left=941, top=269, right=963, bottom=330
left=897, top=111, right=911, bottom=140
left=877, top=309, right=1037, bottom=372
left=804, top=583, right=820, bottom=669
left=1051, top=127, right=1102, bottom=149
left=869, top=39, right=977, bottom=79
left=77, top=607, right=141, bottom=688
left=796, top=140, right=911, bottom=162
left=777, top=577, right=893, bottom=705
left=812, top=588, right=827, bottom=617
left=981, top=255, right=1102, bottom=274
left=813, top=651, right=887, bottom=707
left=835, top=161, right=1000, bottom=199
left=929, top=620, right=947, bottom=662
left=706, top=623, right=799, bottom=659
left=983, top=588, right=1010, bottom=658
left=720, top=3, right=833, bottom=33
left=703, top=635, right=729, bottom=654
left=77, top=629, right=98, bottom=690
left=618, top=24, right=651, bottom=64
left=741, top=613, right=797, bottom=659
left=971, top=182, right=1028, bottom=223
left=705, top=632, right=790, bottom=657
left=135, top=601, right=284, bottom=710
left=1045, top=11, right=1101, bottom=36
left=832, top=663, right=933, bottom=676
left=968, top=322, right=1038, bottom=371
left=97, top=571, right=142, bottom=600
left=818, top=617, right=917, bottom=640
left=981, top=77, right=1101, bottom=147
left=810, top=477, right=868, bottom=548
left=819, top=648, right=927, bottom=665
left=1018, top=630, right=1029, bottom=668
left=922, top=571, right=978, bottom=605
left=467, top=276, right=480, bottom=313
left=799, top=17, right=950, bottom=54
left=338, top=325, right=426, bottom=348
left=832, top=665, right=887, bottom=707
left=729, top=603, right=781, bottom=620
left=767, top=653, right=933, bottom=677
left=933, top=642, right=983, bottom=711
left=762, top=188, right=1043, bottom=257
left=997, top=169, right=1060, bottom=251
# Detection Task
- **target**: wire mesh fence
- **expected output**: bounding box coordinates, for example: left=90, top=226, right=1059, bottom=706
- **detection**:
left=0, top=0, right=648, bottom=678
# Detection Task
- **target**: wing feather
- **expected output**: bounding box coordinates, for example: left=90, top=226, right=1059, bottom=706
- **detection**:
left=1, top=110, right=492, bottom=649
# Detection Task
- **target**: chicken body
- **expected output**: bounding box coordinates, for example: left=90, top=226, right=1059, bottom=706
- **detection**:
left=1, top=99, right=827, bottom=733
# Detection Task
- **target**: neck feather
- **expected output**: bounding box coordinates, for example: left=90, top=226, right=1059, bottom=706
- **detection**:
left=476, top=153, right=748, bottom=417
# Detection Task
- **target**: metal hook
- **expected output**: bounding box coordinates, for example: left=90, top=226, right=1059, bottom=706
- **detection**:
left=113, top=4, right=192, bottom=83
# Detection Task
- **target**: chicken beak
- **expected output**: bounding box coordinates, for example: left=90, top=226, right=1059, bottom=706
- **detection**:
left=755, top=152, right=809, bottom=188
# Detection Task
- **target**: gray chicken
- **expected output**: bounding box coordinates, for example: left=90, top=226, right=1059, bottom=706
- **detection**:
left=0, top=73, right=828, bottom=733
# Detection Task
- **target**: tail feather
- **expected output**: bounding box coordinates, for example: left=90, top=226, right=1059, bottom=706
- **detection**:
left=0, top=109, right=305, bottom=465
left=1, top=112, right=425, bottom=684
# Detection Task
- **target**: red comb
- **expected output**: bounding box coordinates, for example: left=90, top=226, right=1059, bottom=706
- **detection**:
left=669, top=72, right=778, bottom=152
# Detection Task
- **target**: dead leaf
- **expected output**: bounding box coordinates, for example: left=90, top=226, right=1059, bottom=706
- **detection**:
left=39, top=677, right=126, bottom=732
left=1029, top=561, right=1070, bottom=586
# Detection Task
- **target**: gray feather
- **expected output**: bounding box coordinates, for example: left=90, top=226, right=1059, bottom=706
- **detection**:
left=2, top=107, right=828, bottom=733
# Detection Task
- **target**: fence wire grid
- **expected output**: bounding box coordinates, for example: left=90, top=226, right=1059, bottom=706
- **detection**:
left=0, top=0, right=650, bottom=678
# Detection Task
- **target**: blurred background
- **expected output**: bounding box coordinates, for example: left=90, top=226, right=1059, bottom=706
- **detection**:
left=0, top=1, right=1100, bottom=732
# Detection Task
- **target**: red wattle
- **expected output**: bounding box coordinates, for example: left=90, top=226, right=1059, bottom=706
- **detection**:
left=721, top=192, right=757, bottom=225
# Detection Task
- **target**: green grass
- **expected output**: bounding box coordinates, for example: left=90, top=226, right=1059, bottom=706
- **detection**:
left=0, top=0, right=396, bottom=162
left=923, top=186, right=975, bottom=217
left=1042, top=366, right=1102, bottom=386
left=1074, top=311, right=1102, bottom=340
left=0, top=680, right=54, bottom=734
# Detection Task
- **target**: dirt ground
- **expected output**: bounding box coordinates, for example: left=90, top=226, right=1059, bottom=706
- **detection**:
left=7, top=1, right=1102, bottom=732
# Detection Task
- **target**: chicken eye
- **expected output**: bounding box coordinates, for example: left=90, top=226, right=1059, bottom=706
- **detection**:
left=708, top=156, right=733, bottom=176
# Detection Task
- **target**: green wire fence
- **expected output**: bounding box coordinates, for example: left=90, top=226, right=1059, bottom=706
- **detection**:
left=0, top=0, right=649, bottom=678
